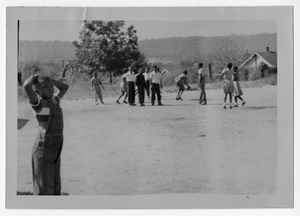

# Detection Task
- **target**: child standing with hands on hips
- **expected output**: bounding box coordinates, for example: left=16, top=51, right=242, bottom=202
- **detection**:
left=23, top=74, right=69, bottom=195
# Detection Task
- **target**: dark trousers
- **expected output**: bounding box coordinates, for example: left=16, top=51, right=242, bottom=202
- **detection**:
left=151, top=83, right=161, bottom=103
left=127, top=82, right=135, bottom=104
left=199, top=83, right=207, bottom=103
left=145, top=80, right=150, bottom=98
left=137, top=85, right=145, bottom=104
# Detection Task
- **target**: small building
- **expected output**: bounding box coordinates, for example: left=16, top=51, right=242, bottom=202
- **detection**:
left=240, top=47, right=277, bottom=72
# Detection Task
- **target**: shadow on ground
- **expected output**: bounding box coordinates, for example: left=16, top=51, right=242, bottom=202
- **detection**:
left=242, top=106, right=277, bottom=110
left=17, top=191, right=69, bottom=195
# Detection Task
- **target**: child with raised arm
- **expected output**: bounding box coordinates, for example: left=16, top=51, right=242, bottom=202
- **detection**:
left=23, top=74, right=69, bottom=195
left=233, top=66, right=246, bottom=107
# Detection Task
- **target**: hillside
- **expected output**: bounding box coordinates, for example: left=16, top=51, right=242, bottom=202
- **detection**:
left=138, top=33, right=277, bottom=62
left=19, top=33, right=276, bottom=64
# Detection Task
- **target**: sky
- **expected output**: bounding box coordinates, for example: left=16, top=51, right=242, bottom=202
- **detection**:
left=19, top=19, right=276, bottom=42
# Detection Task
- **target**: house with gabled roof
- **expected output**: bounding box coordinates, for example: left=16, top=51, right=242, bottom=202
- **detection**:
left=240, top=47, right=277, bottom=72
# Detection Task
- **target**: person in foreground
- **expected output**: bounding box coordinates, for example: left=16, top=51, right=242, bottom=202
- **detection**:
left=23, top=74, right=69, bottom=195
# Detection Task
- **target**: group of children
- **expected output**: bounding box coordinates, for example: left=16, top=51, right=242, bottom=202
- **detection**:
left=116, top=65, right=164, bottom=106
left=23, top=61, right=246, bottom=195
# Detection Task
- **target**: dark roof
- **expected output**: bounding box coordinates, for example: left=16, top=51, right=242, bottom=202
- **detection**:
left=256, top=52, right=277, bottom=67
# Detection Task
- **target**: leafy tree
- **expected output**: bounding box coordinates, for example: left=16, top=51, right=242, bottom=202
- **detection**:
left=212, top=36, right=250, bottom=72
left=72, top=20, right=147, bottom=83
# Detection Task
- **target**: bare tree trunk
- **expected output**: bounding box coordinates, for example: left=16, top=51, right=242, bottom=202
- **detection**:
left=208, top=63, right=212, bottom=81
left=110, top=71, right=112, bottom=84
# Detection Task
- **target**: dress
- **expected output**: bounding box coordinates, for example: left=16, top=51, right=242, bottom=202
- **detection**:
left=233, top=72, right=243, bottom=96
left=91, top=77, right=103, bottom=101
left=221, top=68, right=234, bottom=94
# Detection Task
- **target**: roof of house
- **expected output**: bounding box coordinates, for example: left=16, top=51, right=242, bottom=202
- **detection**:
left=240, top=51, right=277, bottom=68
left=256, top=52, right=277, bottom=66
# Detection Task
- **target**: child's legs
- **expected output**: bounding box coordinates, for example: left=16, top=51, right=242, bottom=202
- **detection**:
left=224, top=93, right=228, bottom=103
left=98, top=88, right=103, bottom=102
left=177, top=89, right=182, bottom=98
left=234, top=96, right=238, bottom=103
left=229, top=93, right=232, bottom=104
left=94, top=92, right=98, bottom=102
left=53, top=139, right=63, bottom=195
left=237, top=95, right=244, bottom=101
left=117, top=91, right=125, bottom=101
left=157, top=85, right=162, bottom=102
left=179, top=89, right=184, bottom=97
left=151, top=85, right=156, bottom=102
left=201, top=84, right=206, bottom=103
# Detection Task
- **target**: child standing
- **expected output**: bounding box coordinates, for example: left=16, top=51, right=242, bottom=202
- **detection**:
left=125, top=66, right=137, bottom=106
left=116, top=68, right=128, bottom=104
left=150, top=65, right=163, bottom=106
left=233, top=66, right=246, bottom=107
left=23, top=74, right=69, bottom=195
left=198, top=63, right=207, bottom=105
left=136, top=68, right=146, bottom=106
left=143, top=67, right=150, bottom=100
left=217, top=62, right=235, bottom=109
left=175, top=70, right=190, bottom=100
left=91, top=72, right=105, bottom=105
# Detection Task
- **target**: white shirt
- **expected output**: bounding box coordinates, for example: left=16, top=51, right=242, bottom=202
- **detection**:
left=144, top=72, right=150, bottom=81
left=198, top=68, right=205, bottom=83
left=125, top=71, right=136, bottom=82
left=150, top=71, right=161, bottom=84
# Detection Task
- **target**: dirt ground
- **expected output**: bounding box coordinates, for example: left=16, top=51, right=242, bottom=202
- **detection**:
left=17, top=86, right=277, bottom=195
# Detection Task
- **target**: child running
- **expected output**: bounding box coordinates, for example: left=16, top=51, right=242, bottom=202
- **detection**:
left=217, top=62, right=235, bottom=109
left=175, top=70, right=190, bottom=100
left=233, top=66, right=246, bottom=107
left=91, top=72, right=105, bottom=105
left=23, top=74, right=69, bottom=195
left=116, top=68, right=128, bottom=104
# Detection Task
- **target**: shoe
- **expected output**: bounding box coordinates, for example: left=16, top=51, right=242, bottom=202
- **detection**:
left=140, top=104, right=145, bottom=106
left=223, top=104, right=226, bottom=109
left=123, top=100, right=128, bottom=104
left=242, top=101, right=246, bottom=106
left=132, top=104, right=136, bottom=106
left=158, top=103, right=163, bottom=106
left=152, top=102, right=154, bottom=106
left=201, top=103, right=207, bottom=105
left=233, top=103, right=238, bottom=107
left=96, top=102, right=99, bottom=105
left=230, top=105, right=232, bottom=109
left=101, top=101, right=105, bottom=104
left=179, top=97, right=183, bottom=100
left=176, top=98, right=179, bottom=100
left=116, top=100, right=120, bottom=104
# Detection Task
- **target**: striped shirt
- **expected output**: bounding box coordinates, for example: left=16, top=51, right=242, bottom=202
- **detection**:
left=30, top=95, right=60, bottom=131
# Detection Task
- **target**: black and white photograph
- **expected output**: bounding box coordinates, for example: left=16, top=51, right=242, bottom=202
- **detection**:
left=4, top=4, right=296, bottom=214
